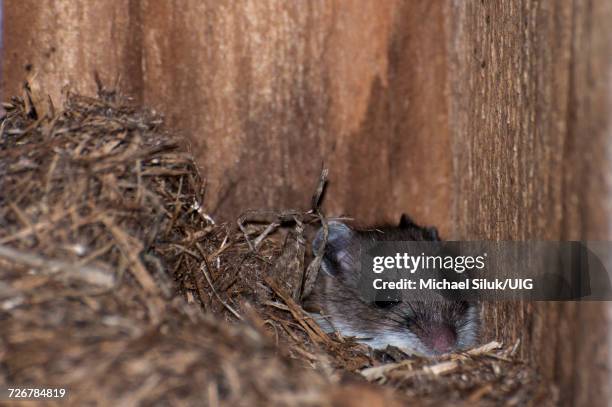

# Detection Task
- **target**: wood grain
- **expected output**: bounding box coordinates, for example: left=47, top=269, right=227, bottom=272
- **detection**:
left=2, top=0, right=452, bottom=232
left=448, top=2, right=612, bottom=403
left=2, top=0, right=142, bottom=102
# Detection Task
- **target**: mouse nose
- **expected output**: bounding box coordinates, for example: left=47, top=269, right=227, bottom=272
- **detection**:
left=424, top=324, right=457, bottom=353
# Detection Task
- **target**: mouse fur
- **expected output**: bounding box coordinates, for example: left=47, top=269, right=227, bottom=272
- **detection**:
left=304, top=215, right=479, bottom=356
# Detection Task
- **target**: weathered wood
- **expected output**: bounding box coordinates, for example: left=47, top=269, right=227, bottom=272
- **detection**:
left=3, top=0, right=611, bottom=404
left=3, top=0, right=452, bottom=233
left=448, top=1, right=612, bottom=404
left=2, top=1, right=142, bottom=103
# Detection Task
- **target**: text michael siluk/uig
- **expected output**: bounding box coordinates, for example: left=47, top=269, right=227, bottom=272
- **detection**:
left=372, top=278, right=534, bottom=291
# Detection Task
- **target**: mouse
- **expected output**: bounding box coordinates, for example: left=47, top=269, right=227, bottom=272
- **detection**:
left=304, top=215, right=479, bottom=356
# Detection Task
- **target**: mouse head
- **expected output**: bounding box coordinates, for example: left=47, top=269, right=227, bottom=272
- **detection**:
left=312, top=217, right=479, bottom=356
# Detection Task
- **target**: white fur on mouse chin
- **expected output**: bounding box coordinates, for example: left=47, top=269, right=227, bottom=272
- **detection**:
left=310, top=305, right=480, bottom=357
left=311, top=312, right=426, bottom=355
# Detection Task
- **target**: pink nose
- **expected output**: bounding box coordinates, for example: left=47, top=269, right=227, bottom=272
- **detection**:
left=424, top=324, right=457, bottom=353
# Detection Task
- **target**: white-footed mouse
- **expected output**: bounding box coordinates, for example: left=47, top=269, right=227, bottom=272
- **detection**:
left=305, top=215, right=479, bottom=356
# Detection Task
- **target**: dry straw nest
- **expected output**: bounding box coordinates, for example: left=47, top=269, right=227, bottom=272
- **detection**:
left=0, top=84, right=554, bottom=406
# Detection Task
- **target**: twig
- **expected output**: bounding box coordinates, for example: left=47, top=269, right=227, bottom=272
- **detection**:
left=252, top=222, right=280, bottom=250
left=466, top=341, right=503, bottom=356
left=310, top=166, right=328, bottom=211
left=200, top=258, right=243, bottom=320
left=0, top=206, right=77, bottom=244
left=0, top=244, right=115, bottom=288
left=264, top=276, right=332, bottom=346
left=100, top=214, right=160, bottom=295
left=301, top=167, right=329, bottom=299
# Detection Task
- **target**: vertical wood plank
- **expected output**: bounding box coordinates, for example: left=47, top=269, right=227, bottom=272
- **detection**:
left=566, top=0, right=612, bottom=403
left=2, top=0, right=142, bottom=103
left=3, top=0, right=452, bottom=231
left=447, top=1, right=612, bottom=404
left=0, top=0, right=4, bottom=100
left=139, top=0, right=451, bottom=232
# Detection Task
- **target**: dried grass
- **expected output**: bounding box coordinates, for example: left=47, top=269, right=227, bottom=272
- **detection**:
left=0, top=84, right=556, bottom=406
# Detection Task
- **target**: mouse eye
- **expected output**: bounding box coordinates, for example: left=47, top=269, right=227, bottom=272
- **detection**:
left=457, top=301, right=470, bottom=313
left=374, top=300, right=401, bottom=309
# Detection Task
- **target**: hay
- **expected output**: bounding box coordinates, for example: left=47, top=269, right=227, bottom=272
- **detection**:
left=0, top=84, right=555, bottom=406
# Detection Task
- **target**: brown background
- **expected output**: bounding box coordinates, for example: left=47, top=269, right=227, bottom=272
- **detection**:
left=3, top=1, right=612, bottom=404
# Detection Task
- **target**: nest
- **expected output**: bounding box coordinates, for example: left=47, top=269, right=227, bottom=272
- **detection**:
left=0, top=84, right=556, bottom=406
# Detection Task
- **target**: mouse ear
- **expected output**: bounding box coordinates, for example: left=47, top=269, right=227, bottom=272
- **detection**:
left=313, top=221, right=356, bottom=276
left=399, top=214, right=417, bottom=229
left=400, top=214, right=441, bottom=240
left=427, top=226, right=440, bottom=241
